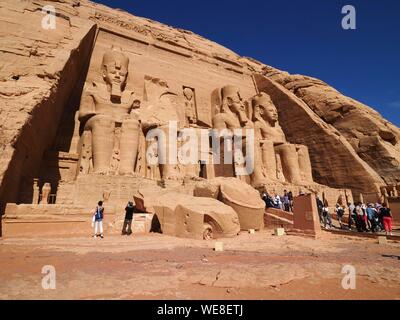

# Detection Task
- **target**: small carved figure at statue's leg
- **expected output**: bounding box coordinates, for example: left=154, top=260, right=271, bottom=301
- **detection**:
left=119, top=119, right=140, bottom=176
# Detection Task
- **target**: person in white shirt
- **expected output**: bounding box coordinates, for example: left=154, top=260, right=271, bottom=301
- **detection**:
left=322, top=206, right=333, bottom=229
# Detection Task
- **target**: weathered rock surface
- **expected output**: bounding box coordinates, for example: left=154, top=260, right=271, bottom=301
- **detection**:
left=0, top=0, right=96, bottom=208
left=0, top=0, right=398, bottom=214
left=194, top=177, right=265, bottom=231
left=261, top=66, right=400, bottom=186
left=134, top=186, right=240, bottom=239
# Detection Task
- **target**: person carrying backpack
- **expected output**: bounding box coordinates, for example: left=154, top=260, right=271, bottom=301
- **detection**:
left=366, top=203, right=377, bottom=232
left=334, top=204, right=345, bottom=229
left=92, top=201, right=105, bottom=238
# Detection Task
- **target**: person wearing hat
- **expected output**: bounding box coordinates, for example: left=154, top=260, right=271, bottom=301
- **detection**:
left=122, top=201, right=135, bottom=235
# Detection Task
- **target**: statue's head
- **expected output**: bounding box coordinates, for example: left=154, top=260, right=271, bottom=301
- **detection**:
left=221, top=85, right=246, bottom=115
left=133, top=99, right=141, bottom=109
left=252, top=93, right=278, bottom=123
left=183, top=87, right=194, bottom=100
left=101, top=46, right=129, bottom=98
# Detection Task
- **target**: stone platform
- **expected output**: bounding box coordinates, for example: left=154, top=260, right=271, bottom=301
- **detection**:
left=2, top=201, right=154, bottom=237
left=55, top=174, right=167, bottom=211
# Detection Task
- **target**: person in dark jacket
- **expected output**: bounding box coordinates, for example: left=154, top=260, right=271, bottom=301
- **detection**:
left=122, top=201, right=135, bottom=235
left=380, top=203, right=393, bottom=236
left=366, top=203, right=377, bottom=232
left=316, top=196, right=324, bottom=224
left=262, top=192, right=275, bottom=209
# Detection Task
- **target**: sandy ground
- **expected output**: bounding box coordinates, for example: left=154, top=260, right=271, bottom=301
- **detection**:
left=0, top=230, right=400, bottom=300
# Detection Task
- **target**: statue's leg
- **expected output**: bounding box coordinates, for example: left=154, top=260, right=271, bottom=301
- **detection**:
left=158, top=125, right=181, bottom=180
left=86, top=115, right=114, bottom=174
left=296, top=145, right=314, bottom=183
left=119, top=119, right=140, bottom=175
left=261, top=140, right=278, bottom=181
left=217, top=136, right=234, bottom=178
left=274, top=143, right=303, bottom=185
left=251, top=139, right=267, bottom=186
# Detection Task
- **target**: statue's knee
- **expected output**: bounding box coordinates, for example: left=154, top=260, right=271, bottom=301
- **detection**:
left=275, top=143, right=293, bottom=155
left=88, top=115, right=114, bottom=129
left=98, top=115, right=114, bottom=126
left=123, top=119, right=140, bottom=131
left=296, top=145, right=308, bottom=155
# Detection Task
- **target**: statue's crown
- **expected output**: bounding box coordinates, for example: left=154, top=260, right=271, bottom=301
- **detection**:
left=221, top=85, right=241, bottom=100
left=252, top=92, right=272, bottom=107
left=102, top=45, right=129, bottom=68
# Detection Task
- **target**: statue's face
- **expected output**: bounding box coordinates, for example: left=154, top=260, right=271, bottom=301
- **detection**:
left=256, top=97, right=278, bottom=122
left=103, top=56, right=128, bottom=89
left=227, top=95, right=246, bottom=115
left=104, top=63, right=128, bottom=88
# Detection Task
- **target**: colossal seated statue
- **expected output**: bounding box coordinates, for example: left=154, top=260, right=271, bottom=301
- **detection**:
left=212, top=85, right=255, bottom=180
left=251, top=93, right=314, bottom=186
left=78, top=46, right=141, bottom=176
left=140, top=76, right=185, bottom=181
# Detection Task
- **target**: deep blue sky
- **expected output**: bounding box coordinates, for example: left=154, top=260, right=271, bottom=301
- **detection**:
left=96, top=0, right=400, bottom=126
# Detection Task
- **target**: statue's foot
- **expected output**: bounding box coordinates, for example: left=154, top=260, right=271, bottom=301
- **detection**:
left=163, top=174, right=183, bottom=181
left=252, top=178, right=278, bottom=188
left=94, top=169, right=109, bottom=175
left=118, top=170, right=139, bottom=177
left=184, top=174, right=204, bottom=182
left=290, top=179, right=304, bottom=186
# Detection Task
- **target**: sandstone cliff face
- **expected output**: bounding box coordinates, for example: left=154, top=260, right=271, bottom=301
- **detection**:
left=261, top=66, right=400, bottom=186
left=0, top=0, right=96, bottom=206
left=0, top=0, right=398, bottom=208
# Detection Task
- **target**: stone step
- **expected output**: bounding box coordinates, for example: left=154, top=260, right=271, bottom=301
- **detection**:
left=264, top=212, right=294, bottom=230
left=266, top=207, right=294, bottom=222
left=325, top=228, right=400, bottom=240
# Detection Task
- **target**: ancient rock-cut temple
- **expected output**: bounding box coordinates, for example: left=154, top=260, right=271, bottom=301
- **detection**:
left=0, top=0, right=399, bottom=238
